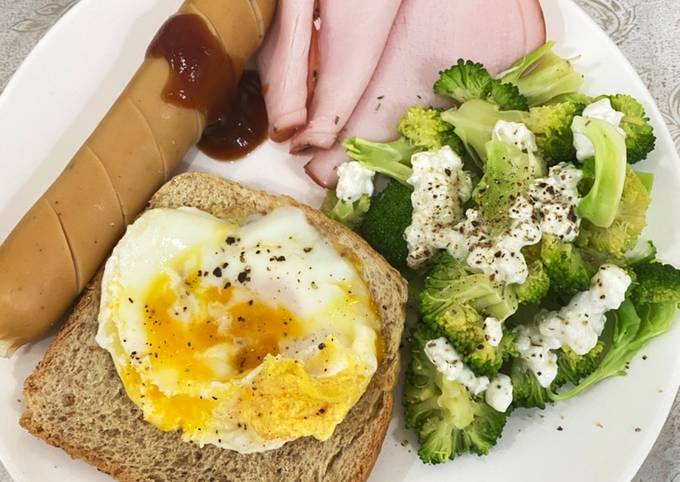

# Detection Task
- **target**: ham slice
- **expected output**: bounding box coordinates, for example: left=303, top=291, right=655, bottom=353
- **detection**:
left=305, top=0, right=546, bottom=187
left=257, top=0, right=316, bottom=142
left=289, top=0, right=403, bottom=153
left=306, top=5, right=321, bottom=107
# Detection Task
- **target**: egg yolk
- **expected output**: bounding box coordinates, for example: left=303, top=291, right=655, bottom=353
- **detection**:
left=142, top=273, right=304, bottom=382
left=106, top=318, right=220, bottom=435
left=232, top=354, right=369, bottom=441
left=119, top=363, right=218, bottom=433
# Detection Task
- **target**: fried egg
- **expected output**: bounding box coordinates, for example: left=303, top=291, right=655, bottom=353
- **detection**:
left=96, top=206, right=381, bottom=453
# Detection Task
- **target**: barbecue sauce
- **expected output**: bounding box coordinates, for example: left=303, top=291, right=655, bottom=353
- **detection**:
left=147, top=14, right=268, bottom=160
left=198, top=71, right=268, bottom=161
left=147, top=14, right=236, bottom=124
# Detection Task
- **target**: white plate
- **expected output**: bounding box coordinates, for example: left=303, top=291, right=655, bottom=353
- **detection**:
left=1, top=0, right=679, bottom=481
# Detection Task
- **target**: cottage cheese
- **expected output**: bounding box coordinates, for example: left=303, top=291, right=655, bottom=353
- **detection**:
left=485, top=374, right=514, bottom=413
left=424, top=337, right=490, bottom=395
left=405, top=147, right=472, bottom=269
left=336, top=161, right=375, bottom=203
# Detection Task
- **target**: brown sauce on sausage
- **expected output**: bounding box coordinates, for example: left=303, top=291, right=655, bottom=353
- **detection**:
left=148, top=14, right=268, bottom=161
left=147, top=13, right=236, bottom=125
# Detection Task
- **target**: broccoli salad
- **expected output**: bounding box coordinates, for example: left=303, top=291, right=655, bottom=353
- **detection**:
left=321, top=40, right=680, bottom=464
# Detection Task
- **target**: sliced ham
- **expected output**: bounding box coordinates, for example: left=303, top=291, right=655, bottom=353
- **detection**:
left=305, top=0, right=546, bottom=187
left=257, top=0, right=316, bottom=142
left=306, top=4, right=321, bottom=106
left=289, top=0, right=403, bottom=153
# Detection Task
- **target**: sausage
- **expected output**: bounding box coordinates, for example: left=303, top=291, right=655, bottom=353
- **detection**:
left=0, top=0, right=276, bottom=356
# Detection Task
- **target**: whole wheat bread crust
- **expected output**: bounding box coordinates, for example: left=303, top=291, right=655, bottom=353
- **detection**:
left=20, top=173, right=407, bottom=482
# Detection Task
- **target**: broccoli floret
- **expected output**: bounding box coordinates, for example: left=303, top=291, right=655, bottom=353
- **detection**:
left=540, top=234, right=594, bottom=298
left=516, top=260, right=551, bottom=305
left=419, top=253, right=518, bottom=376
left=434, top=60, right=493, bottom=105
left=508, top=342, right=605, bottom=409
left=441, top=99, right=527, bottom=165
left=397, top=105, right=467, bottom=157
left=358, top=180, right=413, bottom=270
left=420, top=253, right=518, bottom=323
left=432, top=305, right=518, bottom=376
left=466, top=331, right=518, bottom=376
left=550, top=300, right=677, bottom=401
left=434, top=60, right=528, bottom=111
left=403, top=325, right=444, bottom=430
left=577, top=165, right=651, bottom=257
left=499, top=41, right=584, bottom=106
left=553, top=342, right=605, bottom=387
left=321, top=191, right=370, bottom=230
left=415, top=388, right=507, bottom=462
left=473, top=140, right=538, bottom=233
left=599, top=94, right=656, bottom=164
left=404, top=325, right=508, bottom=463
left=632, top=262, right=680, bottom=304
left=573, top=117, right=628, bottom=228
left=457, top=401, right=508, bottom=456
left=524, top=102, right=585, bottom=165
left=342, top=136, right=414, bottom=184
left=416, top=417, right=461, bottom=464
left=508, top=359, right=549, bottom=409
left=487, top=81, right=529, bottom=111
left=427, top=302, right=484, bottom=339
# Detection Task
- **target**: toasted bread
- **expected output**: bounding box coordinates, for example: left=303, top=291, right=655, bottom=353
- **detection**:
left=20, top=172, right=408, bottom=482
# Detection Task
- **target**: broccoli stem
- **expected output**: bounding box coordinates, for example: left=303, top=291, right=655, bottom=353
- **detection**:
left=498, top=41, right=584, bottom=106
left=575, top=117, right=627, bottom=228
left=497, top=41, right=556, bottom=84
left=321, top=191, right=370, bottom=230
left=342, top=136, right=414, bottom=184
left=441, top=100, right=527, bottom=165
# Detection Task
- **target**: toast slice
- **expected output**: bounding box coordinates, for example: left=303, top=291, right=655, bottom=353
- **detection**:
left=20, top=172, right=408, bottom=482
